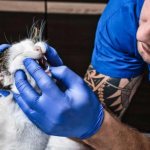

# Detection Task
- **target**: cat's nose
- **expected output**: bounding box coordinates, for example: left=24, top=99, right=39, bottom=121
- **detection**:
left=34, top=46, right=42, bottom=54
left=34, top=42, right=46, bottom=54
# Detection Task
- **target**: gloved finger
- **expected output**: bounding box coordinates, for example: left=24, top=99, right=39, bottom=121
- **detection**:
left=13, top=93, right=34, bottom=115
left=0, top=44, right=11, bottom=53
left=50, top=66, right=82, bottom=89
left=14, top=93, right=41, bottom=130
left=45, top=44, right=63, bottom=66
left=14, top=70, right=39, bottom=107
left=0, top=90, right=10, bottom=97
left=24, top=58, right=62, bottom=93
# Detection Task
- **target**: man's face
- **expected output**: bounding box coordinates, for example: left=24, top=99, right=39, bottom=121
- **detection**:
left=137, top=0, right=150, bottom=63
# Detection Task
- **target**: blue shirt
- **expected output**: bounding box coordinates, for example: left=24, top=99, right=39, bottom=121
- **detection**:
left=91, top=0, right=145, bottom=78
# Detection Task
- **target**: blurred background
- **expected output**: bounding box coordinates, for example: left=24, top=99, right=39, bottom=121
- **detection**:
left=0, top=0, right=150, bottom=134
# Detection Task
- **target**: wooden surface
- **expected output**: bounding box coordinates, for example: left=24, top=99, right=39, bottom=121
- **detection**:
left=0, top=0, right=149, bottom=133
left=3, top=0, right=108, bottom=2
left=0, top=1, right=44, bottom=13
left=0, top=1, right=106, bottom=15
left=47, top=2, right=106, bottom=15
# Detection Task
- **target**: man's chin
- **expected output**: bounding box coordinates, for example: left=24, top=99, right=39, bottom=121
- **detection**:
left=138, top=43, right=150, bottom=64
left=140, top=54, right=150, bottom=64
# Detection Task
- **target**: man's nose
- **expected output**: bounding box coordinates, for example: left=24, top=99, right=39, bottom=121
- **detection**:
left=136, top=21, right=150, bottom=45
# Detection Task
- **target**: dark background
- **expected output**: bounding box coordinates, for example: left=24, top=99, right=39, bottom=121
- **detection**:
left=0, top=0, right=150, bottom=133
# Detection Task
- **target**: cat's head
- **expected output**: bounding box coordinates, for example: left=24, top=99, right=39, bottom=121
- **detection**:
left=0, top=22, right=49, bottom=92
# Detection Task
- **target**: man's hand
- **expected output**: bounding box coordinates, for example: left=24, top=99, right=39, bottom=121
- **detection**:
left=13, top=45, right=104, bottom=139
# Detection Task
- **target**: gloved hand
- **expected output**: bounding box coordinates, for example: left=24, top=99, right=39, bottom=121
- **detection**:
left=0, top=44, right=10, bottom=53
left=44, top=44, right=63, bottom=66
left=14, top=45, right=104, bottom=139
left=0, top=44, right=11, bottom=97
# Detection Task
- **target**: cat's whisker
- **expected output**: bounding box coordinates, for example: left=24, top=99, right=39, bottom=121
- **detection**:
left=4, top=33, right=10, bottom=44
left=26, top=25, right=30, bottom=39
left=39, top=20, right=46, bottom=41
left=18, top=34, right=21, bottom=42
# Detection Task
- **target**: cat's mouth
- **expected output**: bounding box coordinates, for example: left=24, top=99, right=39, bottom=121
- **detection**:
left=38, top=56, right=50, bottom=74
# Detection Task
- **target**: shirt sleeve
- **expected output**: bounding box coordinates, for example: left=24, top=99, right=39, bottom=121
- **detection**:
left=91, top=0, right=145, bottom=78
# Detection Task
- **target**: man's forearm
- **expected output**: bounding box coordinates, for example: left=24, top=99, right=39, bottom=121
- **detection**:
left=83, top=110, right=150, bottom=150
left=84, top=65, right=143, bottom=118
left=82, top=65, right=150, bottom=149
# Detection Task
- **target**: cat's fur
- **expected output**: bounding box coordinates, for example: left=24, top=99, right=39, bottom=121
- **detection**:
left=0, top=23, right=91, bottom=150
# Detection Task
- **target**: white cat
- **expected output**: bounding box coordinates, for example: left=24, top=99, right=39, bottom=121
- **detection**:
left=0, top=39, right=49, bottom=150
left=0, top=24, right=92, bottom=150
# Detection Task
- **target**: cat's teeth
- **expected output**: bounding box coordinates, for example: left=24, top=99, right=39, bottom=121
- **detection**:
left=38, top=55, right=50, bottom=72
left=45, top=65, right=50, bottom=73
left=45, top=65, right=51, bottom=77
left=36, top=60, right=39, bottom=64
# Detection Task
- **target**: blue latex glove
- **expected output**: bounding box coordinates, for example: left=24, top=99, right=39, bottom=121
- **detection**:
left=14, top=46, right=104, bottom=139
left=0, top=44, right=10, bottom=53
left=45, top=44, right=63, bottom=66
left=0, top=44, right=11, bottom=97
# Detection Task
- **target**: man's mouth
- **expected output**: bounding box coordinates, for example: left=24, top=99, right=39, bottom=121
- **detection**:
left=141, top=43, right=150, bottom=54
left=138, top=42, right=150, bottom=64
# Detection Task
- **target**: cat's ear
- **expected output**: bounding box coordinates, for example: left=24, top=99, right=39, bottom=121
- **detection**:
left=0, top=73, right=4, bottom=89
left=0, top=73, right=11, bottom=90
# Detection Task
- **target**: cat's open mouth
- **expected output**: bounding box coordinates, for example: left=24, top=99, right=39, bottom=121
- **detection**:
left=38, top=56, right=50, bottom=74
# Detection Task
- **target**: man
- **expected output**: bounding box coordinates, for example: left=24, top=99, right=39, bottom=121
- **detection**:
left=84, top=0, right=148, bottom=118
left=1, top=0, right=150, bottom=149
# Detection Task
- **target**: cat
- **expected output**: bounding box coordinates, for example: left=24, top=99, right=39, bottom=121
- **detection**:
left=0, top=22, right=93, bottom=150
left=0, top=22, right=50, bottom=150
